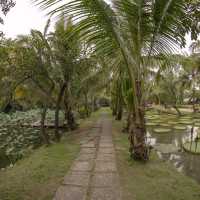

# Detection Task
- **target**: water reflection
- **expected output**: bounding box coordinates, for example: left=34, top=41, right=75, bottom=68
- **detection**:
left=147, top=125, right=200, bottom=184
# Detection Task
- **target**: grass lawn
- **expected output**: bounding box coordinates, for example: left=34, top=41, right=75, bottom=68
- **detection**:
left=112, top=119, right=200, bottom=200
left=0, top=110, right=102, bottom=200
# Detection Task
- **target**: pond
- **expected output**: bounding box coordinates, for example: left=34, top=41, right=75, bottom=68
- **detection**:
left=146, top=111, right=200, bottom=184
left=0, top=109, right=66, bottom=169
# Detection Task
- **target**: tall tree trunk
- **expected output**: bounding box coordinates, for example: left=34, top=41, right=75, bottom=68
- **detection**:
left=115, top=86, right=123, bottom=121
left=40, top=83, right=54, bottom=145
left=192, top=82, right=197, bottom=113
left=64, top=83, right=77, bottom=130
left=92, top=96, right=98, bottom=111
left=112, top=104, right=117, bottom=116
left=65, top=106, right=76, bottom=130
left=55, top=83, right=67, bottom=142
left=173, top=105, right=182, bottom=116
left=40, top=105, right=50, bottom=145
left=116, top=106, right=123, bottom=120
left=129, top=79, right=149, bottom=160
left=111, top=95, right=118, bottom=116
left=123, top=112, right=131, bottom=133
left=84, top=92, right=90, bottom=117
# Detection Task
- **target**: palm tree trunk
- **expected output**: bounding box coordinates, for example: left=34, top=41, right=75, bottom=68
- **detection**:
left=116, top=106, right=123, bottom=120
left=173, top=105, right=182, bottom=116
left=129, top=78, right=149, bottom=160
left=192, top=86, right=196, bottom=113
left=40, top=83, right=54, bottom=145
left=123, top=112, right=131, bottom=133
left=55, top=83, right=67, bottom=142
left=116, top=85, right=123, bottom=121
left=84, top=92, right=90, bottom=117
left=40, top=105, right=50, bottom=145
left=92, top=96, right=98, bottom=111
left=116, top=94, right=123, bottom=120
left=64, top=83, right=77, bottom=130
left=65, top=106, right=76, bottom=130
left=112, top=100, right=117, bottom=116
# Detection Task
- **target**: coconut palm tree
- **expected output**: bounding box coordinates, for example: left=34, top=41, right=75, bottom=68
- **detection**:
left=181, top=44, right=200, bottom=112
left=15, top=28, right=55, bottom=144
left=34, top=0, right=194, bottom=160
left=48, top=16, right=81, bottom=136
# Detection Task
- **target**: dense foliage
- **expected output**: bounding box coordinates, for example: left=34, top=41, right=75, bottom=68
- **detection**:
left=35, top=0, right=200, bottom=160
left=0, top=110, right=66, bottom=167
left=0, top=0, right=199, bottom=164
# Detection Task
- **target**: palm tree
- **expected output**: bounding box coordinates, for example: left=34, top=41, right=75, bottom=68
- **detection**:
left=181, top=44, right=200, bottom=112
left=48, top=16, right=82, bottom=134
left=16, top=25, right=55, bottom=144
left=35, top=0, right=194, bottom=160
left=190, top=40, right=200, bottom=53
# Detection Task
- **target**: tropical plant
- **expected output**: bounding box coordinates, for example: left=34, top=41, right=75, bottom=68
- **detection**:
left=34, top=0, right=198, bottom=160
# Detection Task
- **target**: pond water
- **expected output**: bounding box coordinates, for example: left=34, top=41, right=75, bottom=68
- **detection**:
left=146, top=111, right=200, bottom=184
left=0, top=110, right=65, bottom=169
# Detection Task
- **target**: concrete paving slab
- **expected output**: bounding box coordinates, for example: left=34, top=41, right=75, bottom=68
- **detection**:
left=76, top=153, right=96, bottom=161
left=98, top=148, right=115, bottom=154
left=94, top=161, right=117, bottom=172
left=80, top=148, right=96, bottom=154
left=96, top=154, right=115, bottom=161
left=91, top=173, right=118, bottom=187
left=90, top=187, right=121, bottom=200
left=54, top=185, right=87, bottom=200
left=71, top=161, right=93, bottom=172
left=81, top=142, right=96, bottom=148
left=63, top=172, right=90, bottom=186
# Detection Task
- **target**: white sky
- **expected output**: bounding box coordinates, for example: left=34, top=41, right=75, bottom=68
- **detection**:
left=0, top=0, right=198, bottom=54
left=0, top=0, right=50, bottom=38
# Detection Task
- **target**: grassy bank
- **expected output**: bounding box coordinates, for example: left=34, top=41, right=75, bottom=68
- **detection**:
left=112, top=120, right=200, bottom=200
left=0, top=135, right=80, bottom=200
left=0, top=110, right=102, bottom=200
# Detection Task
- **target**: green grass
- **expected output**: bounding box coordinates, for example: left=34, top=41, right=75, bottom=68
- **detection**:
left=0, top=136, right=80, bottom=200
left=112, top=120, right=200, bottom=200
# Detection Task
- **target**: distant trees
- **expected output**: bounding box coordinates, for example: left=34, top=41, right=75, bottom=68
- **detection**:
left=0, top=15, right=106, bottom=144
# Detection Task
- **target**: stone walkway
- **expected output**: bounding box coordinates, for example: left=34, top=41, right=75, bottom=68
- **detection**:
left=53, top=115, right=121, bottom=200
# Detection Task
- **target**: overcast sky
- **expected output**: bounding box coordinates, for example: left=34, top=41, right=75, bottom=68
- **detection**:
left=0, top=0, right=196, bottom=54
left=0, top=0, right=51, bottom=38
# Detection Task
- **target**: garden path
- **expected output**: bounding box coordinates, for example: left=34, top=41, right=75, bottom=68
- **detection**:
left=53, top=113, right=121, bottom=200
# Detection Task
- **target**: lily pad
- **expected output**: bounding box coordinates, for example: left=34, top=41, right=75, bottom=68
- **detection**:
left=145, top=115, right=158, bottom=120
left=160, top=124, right=170, bottom=127
left=183, top=141, right=200, bottom=154
left=179, top=120, right=193, bottom=125
left=151, top=119, right=164, bottom=124
left=180, top=116, right=192, bottom=120
left=195, top=123, right=200, bottom=127
left=153, top=128, right=171, bottom=133
left=168, top=121, right=179, bottom=125
left=173, top=126, right=187, bottom=130
left=146, top=122, right=157, bottom=126
left=155, top=143, right=179, bottom=154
